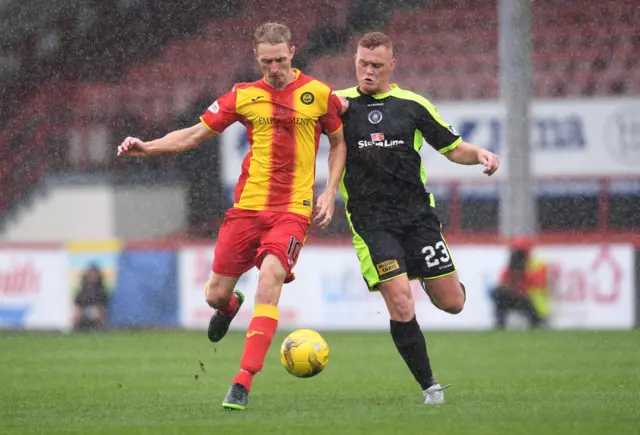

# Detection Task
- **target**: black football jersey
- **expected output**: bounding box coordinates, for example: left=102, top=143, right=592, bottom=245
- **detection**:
left=335, top=85, right=462, bottom=231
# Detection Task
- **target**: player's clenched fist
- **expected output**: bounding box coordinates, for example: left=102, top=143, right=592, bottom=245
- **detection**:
left=478, top=149, right=500, bottom=176
left=314, top=191, right=336, bottom=229
left=117, top=136, right=150, bottom=157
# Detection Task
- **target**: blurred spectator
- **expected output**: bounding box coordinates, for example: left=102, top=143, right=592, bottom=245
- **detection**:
left=491, top=237, right=551, bottom=329
left=73, top=264, right=109, bottom=332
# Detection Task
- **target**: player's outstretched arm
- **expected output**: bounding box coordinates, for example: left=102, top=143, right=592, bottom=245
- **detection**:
left=117, top=123, right=215, bottom=157
left=444, top=141, right=500, bottom=176
left=314, top=128, right=347, bottom=229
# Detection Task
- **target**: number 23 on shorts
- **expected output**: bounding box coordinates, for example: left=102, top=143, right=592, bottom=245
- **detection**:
left=422, top=241, right=451, bottom=268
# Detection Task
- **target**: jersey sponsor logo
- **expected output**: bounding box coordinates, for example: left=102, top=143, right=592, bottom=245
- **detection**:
left=257, top=116, right=314, bottom=126
left=358, top=137, right=405, bottom=148
left=300, top=92, right=315, bottom=105
left=208, top=101, right=220, bottom=114
left=368, top=110, right=383, bottom=124
left=376, top=259, right=400, bottom=275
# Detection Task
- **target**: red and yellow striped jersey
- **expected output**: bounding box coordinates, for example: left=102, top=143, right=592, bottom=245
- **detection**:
left=200, top=69, right=343, bottom=217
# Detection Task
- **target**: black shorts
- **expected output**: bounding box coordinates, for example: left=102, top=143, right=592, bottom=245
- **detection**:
left=351, top=213, right=456, bottom=290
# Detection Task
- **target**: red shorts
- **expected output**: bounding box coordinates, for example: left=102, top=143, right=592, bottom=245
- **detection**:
left=212, top=207, right=309, bottom=283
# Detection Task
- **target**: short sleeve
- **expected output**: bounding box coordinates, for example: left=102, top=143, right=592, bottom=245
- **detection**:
left=200, top=88, right=240, bottom=133
left=319, top=93, right=343, bottom=135
left=411, top=98, right=462, bottom=153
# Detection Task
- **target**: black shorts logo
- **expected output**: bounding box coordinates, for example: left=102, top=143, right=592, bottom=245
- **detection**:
left=300, top=92, right=315, bottom=105
left=376, top=259, right=399, bottom=275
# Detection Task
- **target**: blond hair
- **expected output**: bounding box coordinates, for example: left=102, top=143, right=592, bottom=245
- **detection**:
left=254, top=22, right=292, bottom=48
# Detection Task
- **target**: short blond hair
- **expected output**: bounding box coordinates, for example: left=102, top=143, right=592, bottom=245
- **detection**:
left=254, top=22, right=292, bottom=48
left=358, top=32, right=393, bottom=51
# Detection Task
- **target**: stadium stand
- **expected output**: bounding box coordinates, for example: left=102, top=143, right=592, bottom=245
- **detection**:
left=307, top=0, right=640, bottom=100
left=0, top=0, right=638, bottom=237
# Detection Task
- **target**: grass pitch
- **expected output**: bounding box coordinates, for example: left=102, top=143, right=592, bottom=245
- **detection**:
left=1, top=330, right=639, bottom=434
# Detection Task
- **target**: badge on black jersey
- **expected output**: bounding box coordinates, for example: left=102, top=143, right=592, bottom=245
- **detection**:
left=368, top=110, right=383, bottom=124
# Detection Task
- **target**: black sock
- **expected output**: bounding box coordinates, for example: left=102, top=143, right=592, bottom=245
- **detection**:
left=390, top=316, right=435, bottom=390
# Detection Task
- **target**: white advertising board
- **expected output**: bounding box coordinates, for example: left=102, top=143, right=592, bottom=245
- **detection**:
left=179, top=243, right=635, bottom=331
left=538, top=244, right=635, bottom=329
left=0, top=250, right=71, bottom=330
left=293, top=245, right=503, bottom=331
left=219, top=98, right=640, bottom=186
left=178, top=245, right=504, bottom=331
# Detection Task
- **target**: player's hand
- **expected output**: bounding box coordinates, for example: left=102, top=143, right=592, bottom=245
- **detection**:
left=117, top=137, right=150, bottom=157
left=314, top=191, right=336, bottom=229
left=336, top=95, right=349, bottom=115
left=478, top=149, right=500, bottom=176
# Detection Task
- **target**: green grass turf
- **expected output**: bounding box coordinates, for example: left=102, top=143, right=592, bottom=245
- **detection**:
left=1, top=331, right=639, bottom=434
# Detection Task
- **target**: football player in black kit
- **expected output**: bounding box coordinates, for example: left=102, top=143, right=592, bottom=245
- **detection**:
left=335, top=32, right=500, bottom=404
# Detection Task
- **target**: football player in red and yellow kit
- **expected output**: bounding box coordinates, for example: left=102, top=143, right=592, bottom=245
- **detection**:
left=117, top=23, right=345, bottom=410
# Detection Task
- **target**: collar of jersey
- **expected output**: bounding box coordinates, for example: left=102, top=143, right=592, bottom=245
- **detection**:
left=262, top=68, right=302, bottom=89
left=357, top=83, right=399, bottom=100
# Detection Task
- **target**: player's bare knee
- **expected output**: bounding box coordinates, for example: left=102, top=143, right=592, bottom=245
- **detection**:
left=443, top=303, right=463, bottom=315
left=257, top=269, right=283, bottom=292
left=204, top=280, right=230, bottom=308
left=442, top=290, right=465, bottom=315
